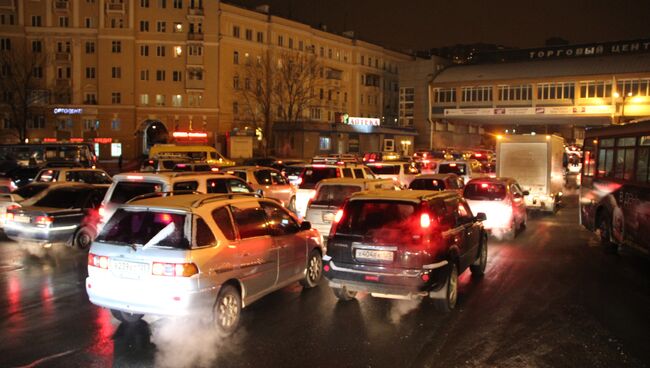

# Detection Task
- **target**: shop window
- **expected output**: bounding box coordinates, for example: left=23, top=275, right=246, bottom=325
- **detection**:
left=111, top=143, right=122, bottom=157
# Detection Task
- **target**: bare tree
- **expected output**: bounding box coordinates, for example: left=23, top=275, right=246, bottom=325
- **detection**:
left=238, top=49, right=321, bottom=156
left=0, top=43, right=50, bottom=142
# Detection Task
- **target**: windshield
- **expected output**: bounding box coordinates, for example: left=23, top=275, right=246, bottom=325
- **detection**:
left=35, top=170, right=59, bottom=182
left=464, top=183, right=507, bottom=201
left=14, top=183, right=49, bottom=198
left=369, top=165, right=400, bottom=175
left=110, top=181, right=162, bottom=204
left=299, top=167, right=338, bottom=189
left=409, top=178, right=446, bottom=190
left=96, top=209, right=189, bottom=249
left=34, top=187, right=90, bottom=208
left=312, top=185, right=362, bottom=207
left=438, top=163, right=467, bottom=175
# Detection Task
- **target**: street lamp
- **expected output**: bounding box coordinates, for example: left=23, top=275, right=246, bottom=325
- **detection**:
left=613, top=91, right=633, bottom=124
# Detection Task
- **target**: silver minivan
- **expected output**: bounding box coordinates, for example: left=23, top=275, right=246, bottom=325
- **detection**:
left=86, top=193, right=324, bottom=334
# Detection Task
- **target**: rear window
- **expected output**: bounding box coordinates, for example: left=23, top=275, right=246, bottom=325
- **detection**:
left=14, top=183, right=49, bottom=198
left=438, top=163, right=467, bottom=175
left=369, top=165, right=400, bottom=175
left=110, top=181, right=162, bottom=204
left=0, top=186, right=11, bottom=193
left=464, top=183, right=507, bottom=201
left=299, top=167, right=338, bottom=189
left=336, top=200, right=417, bottom=236
left=34, top=187, right=90, bottom=208
left=96, top=210, right=189, bottom=249
left=409, top=178, right=446, bottom=191
left=312, top=185, right=362, bottom=207
left=284, top=166, right=304, bottom=177
left=36, top=170, right=59, bottom=182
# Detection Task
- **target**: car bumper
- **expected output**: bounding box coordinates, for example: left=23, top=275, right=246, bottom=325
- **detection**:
left=323, top=256, right=449, bottom=299
left=4, top=223, right=76, bottom=244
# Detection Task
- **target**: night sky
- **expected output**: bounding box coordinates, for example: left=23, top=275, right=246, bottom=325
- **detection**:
left=230, top=0, right=650, bottom=51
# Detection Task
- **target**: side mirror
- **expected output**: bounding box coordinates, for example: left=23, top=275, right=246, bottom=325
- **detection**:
left=300, top=221, right=312, bottom=231
left=513, top=192, right=523, bottom=199
left=475, top=212, right=487, bottom=222
left=255, top=189, right=264, bottom=197
left=522, top=190, right=530, bottom=196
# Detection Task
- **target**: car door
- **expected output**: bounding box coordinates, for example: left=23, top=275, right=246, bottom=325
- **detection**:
left=261, top=201, right=305, bottom=283
left=511, top=183, right=526, bottom=225
left=230, top=201, right=278, bottom=297
left=457, top=198, right=481, bottom=268
left=206, top=206, right=241, bottom=287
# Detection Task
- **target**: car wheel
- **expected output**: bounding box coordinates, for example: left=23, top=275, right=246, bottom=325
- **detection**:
left=288, top=196, right=297, bottom=213
left=434, top=263, right=458, bottom=312
left=470, top=237, right=487, bottom=276
left=110, top=309, right=144, bottom=323
left=213, top=285, right=241, bottom=336
left=74, top=227, right=95, bottom=250
left=332, top=286, right=357, bottom=301
left=598, top=214, right=617, bottom=253
left=300, top=250, right=322, bottom=289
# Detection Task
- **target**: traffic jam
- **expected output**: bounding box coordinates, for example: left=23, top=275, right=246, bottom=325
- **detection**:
left=1, top=130, right=648, bottom=366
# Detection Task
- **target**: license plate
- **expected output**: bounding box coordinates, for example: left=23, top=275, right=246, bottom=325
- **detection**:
left=110, top=260, right=148, bottom=278
left=13, top=215, right=30, bottom=223
left=322, top=212, right=335, bottom=222
left=355, top=249, right=394, bottom=262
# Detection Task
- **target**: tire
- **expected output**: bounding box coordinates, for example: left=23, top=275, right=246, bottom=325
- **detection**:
left=74, top=227, right=95, bottom=250
left=434, top=263, right=458, bottom=312
left=288, top=196, right=297, bottom=213
left=332, top=286, right=357, bottom=301
left=598, top=214, right=617, bottom=253
left=470, top=237, right=487, bottom=276
left=300, top=250, right=322, bottom=288
left=213, top=285, right=242, bottom=336
left=111, top=309, right=144, bottom=323
left=520, top=211, right=528, bottom=230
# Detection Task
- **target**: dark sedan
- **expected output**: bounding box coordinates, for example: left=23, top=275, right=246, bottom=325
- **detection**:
left=5, top=183, right=107, bottom=249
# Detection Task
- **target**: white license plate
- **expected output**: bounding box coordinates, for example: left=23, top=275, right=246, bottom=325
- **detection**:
left=355, top=249, right=394, bottom=262
left=322, top=212, right=335, bottom=222
left=110, top=260, right=148, bottom=278
left=13, top=215, right=30, bottom=223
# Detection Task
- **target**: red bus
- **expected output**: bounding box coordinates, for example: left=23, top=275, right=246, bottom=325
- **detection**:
left=580, top=119, right=650, bottom=255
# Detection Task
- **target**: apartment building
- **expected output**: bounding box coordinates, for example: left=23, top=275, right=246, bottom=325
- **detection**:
left=0, top=0, right=412, bottom=160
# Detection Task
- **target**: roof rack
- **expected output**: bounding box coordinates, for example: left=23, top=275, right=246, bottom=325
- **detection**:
left=191, top=192, right=261, bottom=208
left=126, top=190, right=201, bottom=203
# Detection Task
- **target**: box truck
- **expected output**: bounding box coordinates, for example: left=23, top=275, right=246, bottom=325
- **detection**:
left=496, top=134, right=565, bottom=212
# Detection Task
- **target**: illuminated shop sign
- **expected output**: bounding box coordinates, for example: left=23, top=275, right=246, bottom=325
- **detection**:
left=345, top=117, right=380, bottom=126
left=526, top=39, right=650, bottom=60
left=444, top=105, right=614, bottom=116
left=172, top=131, right=208, bottom=138
left=53, top=108, right=83, bottom=115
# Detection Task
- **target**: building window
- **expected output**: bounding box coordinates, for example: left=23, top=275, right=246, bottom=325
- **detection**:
left=29, top=116, right=46, bottom=129
left=433, top=87, right=456, bottom=104
left=0, top=38, right=10, bottom=51
left=156, top=94, right=165, bottom=106
left=172, top=94, right=182, bottom=107
left=616, top=79, right=650, bottom=97
left=32, top=40, right=42, bottom=53
left=256, top=31, right=264, bottom=43
left=233, top=51, right=239, bottom=64
left=173, top=22, right=183, bottom=32
left=319, top=136, right=331, bottom=151
left=310, top=108, right=321, bottom=120
left=156, top=45, right=166, bottom=57
left=111, top=41, right=121, bottom=53
left=84, top=17, right=93, bottom=28
left=140, top=20, right=149, bottom=32
left=84, top=93, right=97, bottom=104
left=111, top=119, right=121, bottom=130
left=461, top=86, right=492, bottom=103
left=233, top=25, right=240, bottom=38
left=140, top=0, right=149, bottom=7
left=157, top=21, right=166, bottom=32
left=399, top=87, right=415, bottom=127
left=85, top=41, right=95, bottom=54
left=158, top=0, right=166, bottom=8
left=0, top=13, right=16, bottom=25
left=111, top=67, right=122, bottom=79
left=173, top=0, right=182, bottom=8
left=140, top=45, right=149, bottom=56
left=140, top=69, right=149, bottom=81
left=537, top=82, right=575, bottom=100
left=173, top=45, right=182, bottom=57
left=140, top=94, right=149, bottom=105
left=232, top=102, right=239, bottom=114
left=289, top=38, right=294, bottom=49
left=173, top=70, right=182, bottom=82
left=278, top=35, right=283, bottom=47
left=85, top=67, right=96, bottom=79
left=111, top=92, right=121, bottom=104
left=233, top=75, right=240, bottom=89
left=111, top=143, right=122, bottom=157
left=156, top=70, right=166, bottom=81
left=31, top=15, right=42, bottom=27
left=245, top=29, right=252, bottom=41
left=188, top=45, right=202, bottom=56
left=83, top=119, right=99, bottom=131
left=497, top=84, right=533, bottom=101
left=188, top=93, right=202, bottom=107
left=579, top=81, right=611, bottom=99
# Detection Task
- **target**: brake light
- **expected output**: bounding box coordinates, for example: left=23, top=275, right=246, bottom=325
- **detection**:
left=449, top=163, right=457, bottom=167
left=334, top=209, right=344, bottom=223
left=420, top=213, right=431, bottom=228
left=152, top=262, right=198, bottom=277
left=126, top=175, right=144, bottom=180
left=211, top=167, right=220, bottom=172
left=98, top=205, right=106, bottom=223
left=475, top=153, right=482, bottom=157
left=35, top=216, right=53, bottom=226
left=481, top=183, right=489, bottom=188
left=88, top=253, right=109, bottom=269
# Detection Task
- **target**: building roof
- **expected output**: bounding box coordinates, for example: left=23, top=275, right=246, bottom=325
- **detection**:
left=432, top=53, right=650, bottom=84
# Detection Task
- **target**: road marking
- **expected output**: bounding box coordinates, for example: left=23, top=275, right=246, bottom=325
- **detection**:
left=12, top=349, right=78, bottom=368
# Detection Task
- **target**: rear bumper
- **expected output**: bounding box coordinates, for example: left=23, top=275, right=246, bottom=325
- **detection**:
left=323, top=256, right=448, bottom=298
left=4, top=223, right=75, bottom=244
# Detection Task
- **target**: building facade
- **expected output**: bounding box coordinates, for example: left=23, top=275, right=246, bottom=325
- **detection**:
left=0, top=0, right=412, bottom=161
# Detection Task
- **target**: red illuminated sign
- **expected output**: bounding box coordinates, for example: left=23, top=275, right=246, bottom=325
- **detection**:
left=43, top=138, right=57, bottom=143
left=173, top=131, right=208, bottom=138
left=70, top=138, right=84, bottom=143
left=93, top=138, right=113, bottom=144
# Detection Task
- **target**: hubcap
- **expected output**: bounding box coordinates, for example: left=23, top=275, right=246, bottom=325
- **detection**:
left=308, top=256, right=321, bottom=282
left=78, top=233, right=91, bottom=248
left=217, top=294, right=239, bottom=328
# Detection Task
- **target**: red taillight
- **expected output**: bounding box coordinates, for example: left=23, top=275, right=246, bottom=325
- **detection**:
left=475, top=153, right=482, bottom=157
left=481, top=183, right=489, bottom=188
left=449, top=163, right=457, bottom=167
left=334, top=209, right=344, bottom=223
left=98, top=205, right=106, bottom=223
left=323, top=264, right=330, bottom=272
left=211, top=167, right=220, bottom=172
left=421, top=273, right=430, bottom=282
left=420, top=213, right=431, bottom=229
left=152, top=262, right=198, bottom=277
left=35, top=216, right=53, bottom=226
left=126, top=175, right=144, bottom=180
left=88, top=253, right=109, bottom=269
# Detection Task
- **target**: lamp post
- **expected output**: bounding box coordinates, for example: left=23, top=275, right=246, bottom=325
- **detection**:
left=613, top=91, right=633, bottom=124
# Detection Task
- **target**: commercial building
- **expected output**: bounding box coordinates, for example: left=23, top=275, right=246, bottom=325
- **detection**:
left=0, top=0, right=413, bottom=161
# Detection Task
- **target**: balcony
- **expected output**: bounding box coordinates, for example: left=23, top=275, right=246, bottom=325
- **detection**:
left=55, top=52, right=71, bottom=62
left=54, top=0, right=69, bottom=11
left=105, top=2, right=125, bottom=13
left=186, top=79, right=205, bottom=90
left=187, top=32, right=204, bottom=41
left=188, top=7, right=204, bottom=16
left=0, top=0, right=15, bottom=10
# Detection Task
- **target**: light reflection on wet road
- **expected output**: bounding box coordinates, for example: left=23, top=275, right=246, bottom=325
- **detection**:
left=0, top=196, right=648, bottom=368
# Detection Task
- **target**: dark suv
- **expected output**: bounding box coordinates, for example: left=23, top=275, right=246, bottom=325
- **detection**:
left=323, top=190, right=487, bottom=311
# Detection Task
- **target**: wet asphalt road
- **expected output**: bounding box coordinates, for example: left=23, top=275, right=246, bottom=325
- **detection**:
left=0, top=195, right=649, bottom=368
